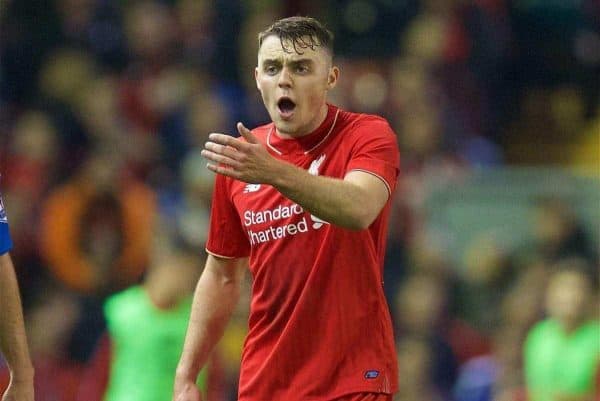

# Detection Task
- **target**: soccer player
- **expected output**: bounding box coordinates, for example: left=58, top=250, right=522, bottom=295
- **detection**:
left=0, top=188, right=34, bottom=401
left=174, top=16, right=399, bottom=401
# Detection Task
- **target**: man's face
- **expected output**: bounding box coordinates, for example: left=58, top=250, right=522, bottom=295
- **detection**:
left=255, top=35, right=338, bottom=137
left=545, top=271, right=590, bottom=324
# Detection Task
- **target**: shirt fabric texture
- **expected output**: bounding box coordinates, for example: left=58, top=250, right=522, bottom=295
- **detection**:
left=206, top=104, right=400, bottom=401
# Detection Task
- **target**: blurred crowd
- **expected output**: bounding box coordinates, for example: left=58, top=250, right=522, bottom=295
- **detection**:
left=0, top=0, right=598, bottom=400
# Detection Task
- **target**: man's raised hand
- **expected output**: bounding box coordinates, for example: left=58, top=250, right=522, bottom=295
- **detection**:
left=201, top=122, right=280, bottom=184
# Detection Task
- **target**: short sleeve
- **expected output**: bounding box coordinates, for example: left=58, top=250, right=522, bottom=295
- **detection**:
left=346, top=117, right=400, bottom=196
left=0, top=192, right=12, bottom=255
left=205, top=174, right=251, bottom=258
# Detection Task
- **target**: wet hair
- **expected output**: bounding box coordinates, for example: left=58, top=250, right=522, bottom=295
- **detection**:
left=258, top=16, right=334, bottom=56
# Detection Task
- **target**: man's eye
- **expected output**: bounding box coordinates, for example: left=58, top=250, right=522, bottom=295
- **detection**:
left=296, top=65, right=309, bottom=73
left=265, top=66, right=278, bottom=74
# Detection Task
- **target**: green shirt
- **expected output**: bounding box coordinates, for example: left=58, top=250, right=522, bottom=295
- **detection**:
left=524, top=318, right=599, bottom=401
left=103, top=286, right=206, bottom=401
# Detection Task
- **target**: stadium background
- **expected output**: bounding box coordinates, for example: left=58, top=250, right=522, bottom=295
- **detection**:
left=0, top=0, right=598, bottom=400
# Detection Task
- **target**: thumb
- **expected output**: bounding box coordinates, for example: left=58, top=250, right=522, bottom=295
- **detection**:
left=237, top=122, right=258, bottom=144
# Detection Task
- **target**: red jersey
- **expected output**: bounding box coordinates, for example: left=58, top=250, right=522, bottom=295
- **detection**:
left=206, top=104, right=400, bottom=401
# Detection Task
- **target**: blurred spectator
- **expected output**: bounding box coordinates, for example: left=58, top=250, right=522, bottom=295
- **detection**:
left=77, top=244, right=224, bottom=401
left=37, top=146, right=156, bottom=362
left=458, top=234, right=515, bottom=332
left=524, top=263, right=599, bottom=401
left=40, top=148, right=156, bottom=295
left=394, top=336, right=445, bottom=401
left=3, top=110, right=59, bottom=200
left=157, top=86, right=232, bottom=181
left=119, top=1, right=178, bottom=132
left=395, top=273, right=459, bottom=398
left=401, top=0, right=510, bottom=151
left=55, top=0, right=128, bottom=70
left=175, top=0, right=216, bottom=69
left=519, top=196, right=598, bottom=272
left=500, top=261, right=549, bottom=332
left=76, top=75, right=126, bottom=150
left=28, top=47, right=95, bottom=176
left=454, top=327, right=527, bottom=401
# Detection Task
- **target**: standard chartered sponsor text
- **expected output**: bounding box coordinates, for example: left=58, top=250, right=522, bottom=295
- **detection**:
left=244, top=204, right=311, bottom=245
left=244, top=204, right=304, bottom=226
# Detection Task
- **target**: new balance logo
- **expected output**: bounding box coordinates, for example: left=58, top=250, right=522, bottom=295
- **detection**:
left=243, top=184, right=261, bottom=193
left=364, top=370, right=380, bottom=379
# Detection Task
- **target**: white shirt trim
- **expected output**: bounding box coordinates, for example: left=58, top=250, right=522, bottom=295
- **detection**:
left=266, top=126, right=282, bottom=155
left=266, top=109, right=341, bottom=155
left=205, top=249, right=241, bottom=259
left=304, top=108, right=340, bottom=154
left=347, top=168, right=393, bottom=197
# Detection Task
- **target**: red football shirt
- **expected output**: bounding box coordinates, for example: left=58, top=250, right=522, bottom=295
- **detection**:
left=206, top=104, right=400, bottom=401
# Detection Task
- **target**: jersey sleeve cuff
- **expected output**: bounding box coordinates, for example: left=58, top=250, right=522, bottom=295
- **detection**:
left=205, top=248, right=248, bottom=259
left=347, top=168, right=393, bottom=197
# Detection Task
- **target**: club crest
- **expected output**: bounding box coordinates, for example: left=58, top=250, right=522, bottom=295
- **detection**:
left=308, top=154, right=326, bottom=176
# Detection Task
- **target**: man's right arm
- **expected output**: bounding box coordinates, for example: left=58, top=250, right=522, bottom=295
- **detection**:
left=174, top=254, right=248, bottom=400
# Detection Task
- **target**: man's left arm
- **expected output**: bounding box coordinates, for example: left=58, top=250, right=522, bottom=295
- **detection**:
left=202, top=123, right=394, bottom=230
left=0, top=253, right=34, bottom=401
left=271, top=168, right=387, bottom=230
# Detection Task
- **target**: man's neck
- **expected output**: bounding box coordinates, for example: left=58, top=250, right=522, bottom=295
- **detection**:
left=559, top=316, right=586, bottom=335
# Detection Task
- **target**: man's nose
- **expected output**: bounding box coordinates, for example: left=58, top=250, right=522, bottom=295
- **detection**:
left=278, top=67, right=293, bottom=88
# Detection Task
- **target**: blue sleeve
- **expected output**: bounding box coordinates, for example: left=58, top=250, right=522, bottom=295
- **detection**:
left=0, top=195, right=12, bottom=254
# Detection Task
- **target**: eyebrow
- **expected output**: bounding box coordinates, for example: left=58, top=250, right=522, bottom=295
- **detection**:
left=262, top=58, right=314, bottom=65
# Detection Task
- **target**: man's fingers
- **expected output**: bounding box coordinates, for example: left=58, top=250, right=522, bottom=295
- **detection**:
left=207, top=163, right=240, bottom=179
left=237, top=122, right=259, bottom=144
left=201, top=149, right=242, bottom=169
left=204, top=141, right=245, bottom=162
left=208, top=133, right=248, bottom=150
left=208, top=124, right=257, bottom=149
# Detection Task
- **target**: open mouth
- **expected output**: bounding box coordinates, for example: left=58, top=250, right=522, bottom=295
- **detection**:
left=277, top=97, right=296, bottom=118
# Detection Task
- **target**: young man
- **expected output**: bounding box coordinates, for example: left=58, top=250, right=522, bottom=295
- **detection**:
left=174, top=16, right=399, bottom=401
left=0, top=188, right=34, bottom=401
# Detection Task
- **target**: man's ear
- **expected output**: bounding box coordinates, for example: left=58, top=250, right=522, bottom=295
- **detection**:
left=327, top=66, right=340, bottom=90
left=255, top=67, right=261, bottom=91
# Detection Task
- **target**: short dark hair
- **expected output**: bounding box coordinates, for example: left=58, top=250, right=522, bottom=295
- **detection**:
left=258, top=16, right=334, bottom=56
